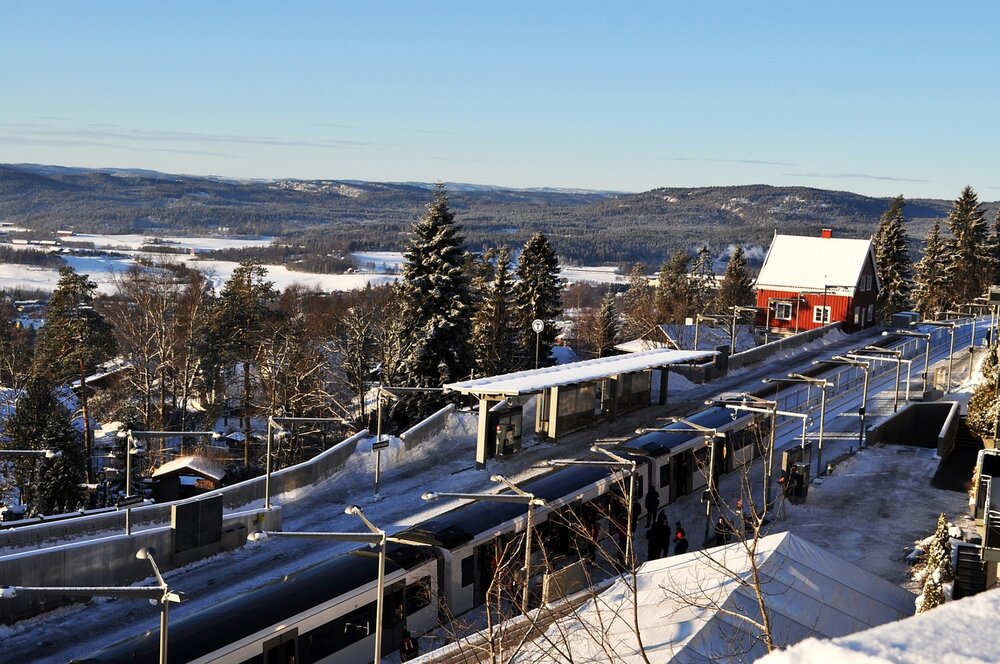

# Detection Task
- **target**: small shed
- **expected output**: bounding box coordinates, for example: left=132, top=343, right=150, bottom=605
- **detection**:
left=150, top=455, right=225, bottom=503
left=755, top=230, right=879, bottom=334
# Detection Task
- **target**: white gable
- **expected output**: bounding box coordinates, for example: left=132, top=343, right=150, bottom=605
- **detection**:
left=756, top=234, right=874, bottom=296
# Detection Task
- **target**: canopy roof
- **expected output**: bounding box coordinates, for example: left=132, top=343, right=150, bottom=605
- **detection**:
left=512, top=532, right=914, bottom=663
left=445, top=348, right=715, bottom=398
left=756, top=234, right=875, bottom=296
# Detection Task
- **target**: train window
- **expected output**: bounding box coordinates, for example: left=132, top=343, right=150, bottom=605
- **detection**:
left=406, top=576, right=432, bottom=615
left=461, top=555, right=474, bottom=587
left=659, top=462, right=670, bottom=489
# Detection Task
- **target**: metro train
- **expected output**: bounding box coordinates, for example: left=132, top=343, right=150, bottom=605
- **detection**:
left=74, top=404, right=763, bottom=664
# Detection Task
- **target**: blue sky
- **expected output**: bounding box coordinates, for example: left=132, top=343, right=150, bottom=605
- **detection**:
left=2, top=2, right=999, bottom=199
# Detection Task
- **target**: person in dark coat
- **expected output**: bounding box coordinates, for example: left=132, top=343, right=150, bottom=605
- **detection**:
left=646, top=511, right=668, bottom=560
left=400, top=629, right=419, bottom=661
left=674, top=529, right=689, bottom=555
left=644, top=486, right=660, bottom=528
left=714, top=516, right=729, bottom=546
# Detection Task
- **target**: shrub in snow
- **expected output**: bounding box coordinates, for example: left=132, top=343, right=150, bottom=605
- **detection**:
left=916, top=570, right=946, bottom=613
left=926, top=513, right=954, bottom=583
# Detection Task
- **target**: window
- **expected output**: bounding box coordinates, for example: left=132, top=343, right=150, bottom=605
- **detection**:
left=853, top=307, right=860, bottom=325
left=460, top=555, right=474, bottom=587
left=775, top=301, right=793, bottom=320
left=406, top=577, right=432, bottom=615
left=658, top=462, right=670, bottom=489
left=812, top=306, right=831, bottom=324
left=867, top=304, right=875, bottom=322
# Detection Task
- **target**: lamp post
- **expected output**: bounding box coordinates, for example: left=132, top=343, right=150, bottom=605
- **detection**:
left=727, top=306, right=759, bottom=355
left=787, top=374, right=830, bottom=475
left=886, top=330, right=931, bottom=391
left=822, top=356, right=871, bottom=449
left=123, top=430, right=219, bottom=535
left=848, top=346, right=904, bottom=411
left=1, top=547, right=183, bottom=664
left=265, top=416, right=343, bottom=509
left=925, top=320, right=958, bottom=391
left=694, top=313, right=722, bottom=351
left=761, top=378, right=819, bottom=475
left=252, top=506, right=433, bottom=664
left=548, top=445, right=637, bottom=567
left=423, top=478, right=545, bottom=615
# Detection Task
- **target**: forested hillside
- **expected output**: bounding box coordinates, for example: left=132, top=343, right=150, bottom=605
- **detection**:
left=0, top=164, right=977, bottom=266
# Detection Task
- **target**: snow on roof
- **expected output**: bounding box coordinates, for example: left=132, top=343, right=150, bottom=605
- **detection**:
left=513, top=532, right=914, bottom=663
left=151, top=455, right=225, bottom=481
left=756, top=234, right=875, bottom=295
left=445, top=348, right=716, bottom=397
left=761, top=587, right=1000, bottom=664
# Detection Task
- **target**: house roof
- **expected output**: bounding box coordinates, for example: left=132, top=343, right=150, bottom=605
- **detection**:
left=512, top=532, right=914, bottom=663
left=444, top=348, right=716, bottom=397
left=151, top=455, right=225, bottom=481
left=756, top=234, right=876, bottom=296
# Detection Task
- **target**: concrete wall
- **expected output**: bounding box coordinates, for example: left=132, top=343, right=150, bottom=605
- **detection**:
left=401, top=404, right=455, bottom=452
left=870, top=401, right=960, bottom=457
left=729, top=323, right=842, bottom=371
left=0, top=506, right=282, bottom=621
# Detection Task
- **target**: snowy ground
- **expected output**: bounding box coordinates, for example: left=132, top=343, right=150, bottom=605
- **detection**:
left=0, top=325, right=988, bottom=662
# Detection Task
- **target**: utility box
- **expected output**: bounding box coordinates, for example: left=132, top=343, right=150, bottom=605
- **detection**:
left=891, top=311, right=921, bottom=329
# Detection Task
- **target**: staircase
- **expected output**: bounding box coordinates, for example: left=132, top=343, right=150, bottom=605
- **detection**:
left=956, top=418, right=983, bottom=450
left=954, top=543, right=987, bottom=599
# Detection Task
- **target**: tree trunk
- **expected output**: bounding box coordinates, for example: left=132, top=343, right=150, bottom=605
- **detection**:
left=243, top=360, right=251, bottom=465
left=79, top=359, right=94, bottom=485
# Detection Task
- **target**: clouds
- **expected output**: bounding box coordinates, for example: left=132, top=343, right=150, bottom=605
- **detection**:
left=782, top=171, right=931, bottom=184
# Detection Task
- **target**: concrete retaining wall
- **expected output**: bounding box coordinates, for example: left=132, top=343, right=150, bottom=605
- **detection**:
left=870, top=401, right=960, bottom=457
left=729, top=323, right=842, bottom=371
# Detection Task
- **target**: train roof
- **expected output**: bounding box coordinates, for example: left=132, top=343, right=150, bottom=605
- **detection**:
left=622, top=405, right=752, bottom=458
left=404, top=464, right=614, bottom=549
left=73, top=547, right=421, bottom=663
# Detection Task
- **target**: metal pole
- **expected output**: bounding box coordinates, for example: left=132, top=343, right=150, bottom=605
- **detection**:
left=923, top=337, right=931, bottom=393
left=535, top=330, right=541, bottom=369
left=893, top=359, right=901, bottom=412
left=694, top=317, right=701, bottom=350
left=947, top=327, right=955, bottom=391
left=265, top=419, right=274, bottom=510
left=374, top=532, right=386, bottom=664
left=766, top=406, right=777, bottom=508
left=125, top=432, right=133, bottom=536
left=522, top=501, right=534, bottom=615
left=625, top=468, right=636, bottom=569
left=971, top=318, right=978, bottom=376
left=905, top=363, right=912, bottom=404
left=159, top=595, right=168, bottom=664
left=704, top=436, right=715, bottom=546
left=374, top=448, right=382, bottom=498
left=860, top=365, right=869, bottom=449
left=730, top=311, right=737, bottom=355
left=817, top=385, right=827, bottom=476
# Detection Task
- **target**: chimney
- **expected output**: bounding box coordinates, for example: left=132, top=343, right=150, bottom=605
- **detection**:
left=820, top=228, right=833, bottom=239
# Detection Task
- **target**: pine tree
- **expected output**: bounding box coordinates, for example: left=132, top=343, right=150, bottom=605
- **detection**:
left=398, top=184, right=474, bottom=404
left=32, top=267, right=115, bottom=483
left=471, top=246, right=521, bottom=377
left=2, top=377, right=84, bottom=514
left=927, top=512, right=954, bottom=582
left=714, top=245, right=755, bottom=312
left=944, top=186, right=990, bottom=304
left=967, top=344, right=999, bottom=436
left=514, top=232, right=563, bottom=369
left=916, top=572, right=945, bottom=613
left=205, top=259, right=279, bottom=463
left=595, top=293, right=619, bottom=358
left=689, top=245, right=717, bottom=314
left=656, top=250, right=693, bottom=324
left=873, top=195, right=913, bottom=321
left=912, top=220, right=952, bottom=318
left=621, top=263, right=656, bottom=340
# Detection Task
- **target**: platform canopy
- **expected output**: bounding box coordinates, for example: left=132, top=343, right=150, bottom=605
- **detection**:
left=444, top=348, right=716, bottom=398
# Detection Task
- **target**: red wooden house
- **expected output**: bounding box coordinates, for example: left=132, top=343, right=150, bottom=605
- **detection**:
left=755, top=229, right=879, bottom=334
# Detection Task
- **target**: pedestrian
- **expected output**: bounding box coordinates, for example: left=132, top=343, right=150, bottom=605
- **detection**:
left=400, top=629, right=419, bottom=662
left=644, top=486, right=660, bottom=528
left=646, top=511, right=668, bottom=560
left=674, top=529, right=689, bottom=555
left=714, top=516, right=729, bottom=546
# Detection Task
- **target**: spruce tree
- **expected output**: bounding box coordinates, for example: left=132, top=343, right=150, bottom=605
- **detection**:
left=989, top=209, right=1000, bottom=286
left=944, top=186, right=990, bottom=304
left=873, top=195, right=913, bottom=321
left=514, top=233, right=562, bottom=369
left=917, top=572, right=945, bottom=613
left=689, top=245, right=717, bottom=314
left=470, top=246, right=520, bottom=377
left=32, top=413, right=86, bottom=515
left=714, top=245, right=755, bottom=312
left=595, top=293, right=619, bottom=358
left=621, top=263, right=655, bottom=340
left=32, top=267, right=115, bottom=483
left=398, top=184, right=474, bottom=405
left=656, top=250, right=693, bottom=324
left=927, top=512, right=954, bottom=582
left=912, top=220, right=952, bottom=318
left=968, top=345, right=1000, bottom=436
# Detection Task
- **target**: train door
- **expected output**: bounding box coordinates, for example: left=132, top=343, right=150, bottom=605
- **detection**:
left=382, top=581, right=406, bottom=660
left=263, top=629, right=298, bottom=664
left=672, top=452, right=692, bottom=498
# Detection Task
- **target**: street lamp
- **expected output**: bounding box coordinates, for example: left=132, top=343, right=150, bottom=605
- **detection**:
left=694, top=313, right=722, bottom=350
left=885, top=330, right=932, bottom=392
left=423, top=477, right=545, bottom=614
left=123, top=430, right=219, bottom=535
left=266, top=416, right=343, bottom=509
left=924, top=320, right=959, bottom=391
left=252, top=506, right=433, bottom=664
left=821, top=356, right=871, bottom=449
left=0, top=547, right=183, bottom=664
left=848, top=346, right=905, bottom=411
left=548, top=445, right=638, bottom=568
left=726, top=306, right=759, bottom=355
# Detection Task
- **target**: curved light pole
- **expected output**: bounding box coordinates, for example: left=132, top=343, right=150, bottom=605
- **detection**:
left=0, top=547, right=183, bottom=664
left=823, top=356, right=871, bottom=449
left=886, top=330, right=931, bottom=391
left=849, top=346, right=904, bottom=411
left=252, top=506, right=433, bottom=664
left=423, top=478, right=545, bottom=615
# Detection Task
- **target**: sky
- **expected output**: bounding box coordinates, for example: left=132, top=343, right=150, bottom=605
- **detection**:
left=2, top=1, right=999, bottom=199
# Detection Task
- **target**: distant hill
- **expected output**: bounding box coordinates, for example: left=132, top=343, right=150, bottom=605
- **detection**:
left=0, top=163, right=983, bottom=266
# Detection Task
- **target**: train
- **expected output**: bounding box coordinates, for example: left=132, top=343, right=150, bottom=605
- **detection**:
left=74, top=404, right=765, bottom=663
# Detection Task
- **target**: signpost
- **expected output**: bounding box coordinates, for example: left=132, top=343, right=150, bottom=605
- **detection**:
left=373, top=439, right=390, bottom=498
left=117, top=495, right=145, bottom=509
left=532, top=319, right=544, bottom=369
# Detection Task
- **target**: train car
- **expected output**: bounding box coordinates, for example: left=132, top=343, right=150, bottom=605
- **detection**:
left=72, top=546, right=439, bottom=664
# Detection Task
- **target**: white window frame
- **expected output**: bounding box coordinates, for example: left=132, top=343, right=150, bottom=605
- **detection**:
left=774, top=301, right=793, bottom=321
left=854, top=306, right=860, bottom=325
left=813, top=306, right=831, bottom=324
left=867, top=304, right=875, bottom=323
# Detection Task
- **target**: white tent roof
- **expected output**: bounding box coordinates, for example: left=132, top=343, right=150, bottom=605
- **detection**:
left=444, top=348, right=715, bottom=397
left=756, top=234, right=875, bottom=296
left=512, top=532, right=914, bottom=663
